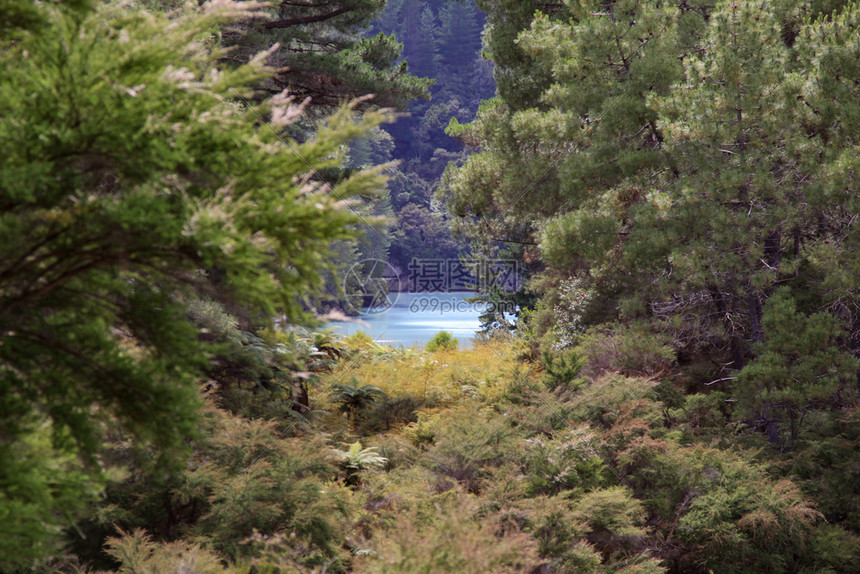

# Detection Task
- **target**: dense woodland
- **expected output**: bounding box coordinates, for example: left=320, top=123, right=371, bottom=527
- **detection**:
left=369, top=0, right=494, bottom=274
left=335, top=0, right=496, bottom=290
left=2, top=0, right=860, bottom=573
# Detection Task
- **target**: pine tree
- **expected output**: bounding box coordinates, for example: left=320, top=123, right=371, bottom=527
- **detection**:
left=406, top=5, right=440, bottom=79
left=736, top=289, right=858, bottom=449
left=442, top=0, right=860, bottom=439
left=442, top=0, right=705, bottom=325
left=437, top=1, right=482, bottom=75
left=639, top=0, right=860, bottom=368
left=474, top=0, right=564, bottom=108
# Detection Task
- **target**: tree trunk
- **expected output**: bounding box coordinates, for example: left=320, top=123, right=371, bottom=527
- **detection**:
left=747, top=287, right=764, bottom=343
left=710, top=286, right=745, bottom=369
left=263, top=7, right=354, bottom=29
left=293, top=382, right=310, bottom=414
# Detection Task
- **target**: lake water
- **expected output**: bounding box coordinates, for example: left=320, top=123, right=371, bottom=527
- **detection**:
left=325, top=292, right=488, bottom=348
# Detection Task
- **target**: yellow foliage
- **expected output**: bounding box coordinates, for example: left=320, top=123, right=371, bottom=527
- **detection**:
left=352, top=488, right=540, bottom=574
left=315, top=341, right=538, bottom=413
left=104, top=528, right=246, bottom=574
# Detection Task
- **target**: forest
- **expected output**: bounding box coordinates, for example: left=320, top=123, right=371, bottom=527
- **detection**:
left=1, top=0, right=859, bottom=572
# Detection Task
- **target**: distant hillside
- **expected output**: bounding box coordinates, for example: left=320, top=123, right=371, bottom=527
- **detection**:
left=364, top=0, right=495, bottom=276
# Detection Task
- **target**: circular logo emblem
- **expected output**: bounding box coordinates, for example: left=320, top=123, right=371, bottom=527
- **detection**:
left=343, top=258, right=401, bottom=314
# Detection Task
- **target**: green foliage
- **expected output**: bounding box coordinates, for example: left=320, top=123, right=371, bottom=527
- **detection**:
left=803, top=524, right=860, bottom=574
left=43, top=332, right=853, bottom=571
left=569, top=375, right=663, bottom=434
left=7, top=4, right=860, bottom=567
left=426, top=330, right=459, bottom=352
left=776, top=406, right=860, bottom=533
left=389, top=203, right=463, bottom=268
left=330, top=378, right=388, bottom=424
left=358, top=396, right=422, bottom=434
left=441, top=0, right=860, bottom=468
left=228, top=0, right=432, bottom=112
left=0, top=0, right=391, bottom=562
left=521, top=426, right=608, bottom=497
left=575, top=325, right=676, bottom=378
left=103, top=528, right=242, bottom=574
left=429, top=408, right=517, bottom=491
left=736, top=289, right=859, bottom=449
left=332, top=441, right=388, bottom=471
left=0, top=425, right=99, bottom=569
left=572, top=487, right=648, bottom=556
left=541, top=348, right=585, bottom=390
left=402, top=409, right=441, bottom=448
left=342, top=330, right=382, bottom=354
left=94, top=398, right=356, bottom=569
left=354, top=495, right=540, bottom=573
left=363, top=0, right=490, bottom=272
left=678, top=392, right=731, bottom=436
left=331, top=441, right=388, bottom=487
left=523, top=498, right=604, bottom=573
left=678, top=470, right=821, bottom=573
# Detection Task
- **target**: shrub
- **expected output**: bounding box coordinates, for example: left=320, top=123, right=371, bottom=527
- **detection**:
left=429, top=409, right=518, bottom=492
left=426, top=331, right=458, bottom=352
left=353, top=494, right=540, bottom=573
left=94, top=399, right=357, bottom=568
left=782, top=407, right=860, bottom=531
left=654, top=446, right=823, bottom=573
left=330, top=377, right=387, bottom=425
left=572, top=487, right=648, bottom=556
left=575, top=324, right=675, bottom=377
left=679, top=392, right=730, bottom=431
left=331, top=442, right=388, bottom=487
left=367, top=434, right=422, bottom=472
left=403, top=410, right=444, bottom=450
left=521, top=426, right=608, bottom=496
left=501, top=387, right=575, bottom=435
left=104, top=529, right=240, bottom=574
left=343, top=331, right=385, bottom=355
left=192, top=426, right=355, bottom=565
left=804, top=524, right=860, bottom=573
left=569, top=374, right=662, bottom=433
left=541, top=348, right=586, bottom=390
left=358, top=397, right=422, bottom=434
left=514, top=496, right=603, bottom=573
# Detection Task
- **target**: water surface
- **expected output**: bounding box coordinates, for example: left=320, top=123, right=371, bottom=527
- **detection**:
left=326, top=292, right=487, bottom=348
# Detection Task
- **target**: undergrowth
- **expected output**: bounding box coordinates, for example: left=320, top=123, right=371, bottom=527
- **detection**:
left=62, top=331, right=860, bottom=573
